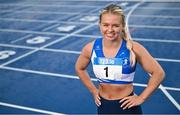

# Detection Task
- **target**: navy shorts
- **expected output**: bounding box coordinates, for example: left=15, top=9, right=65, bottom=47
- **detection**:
left=97, top=92, right=143, bottom=114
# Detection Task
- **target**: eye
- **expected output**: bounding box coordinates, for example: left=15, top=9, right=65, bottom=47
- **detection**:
left=113, top=24, right=120, bottom=27
left=103, top=24, right=108, bottom=27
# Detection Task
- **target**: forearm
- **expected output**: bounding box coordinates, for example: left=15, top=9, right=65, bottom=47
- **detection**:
left=76, top=69, right=98, bottom=94
left=139, top=72, right=165, bottom=101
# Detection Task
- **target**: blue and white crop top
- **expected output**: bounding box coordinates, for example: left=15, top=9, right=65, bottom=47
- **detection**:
left=91, top=38, right=136, bottom=84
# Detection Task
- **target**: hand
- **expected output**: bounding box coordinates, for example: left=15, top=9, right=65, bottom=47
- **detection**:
left=119, top=95, right=145, bottom=110
left=92, top=90, right=101, bottom=107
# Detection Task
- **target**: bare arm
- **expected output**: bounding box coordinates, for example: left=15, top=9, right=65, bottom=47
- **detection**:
left=75, top=42, right=98, bottom=94
left=75, top=43, right=101, bottom=106
left=75, top=42, right=101, bottom=106
left=134, top=42, right=165, bottom=101
left=120, top=41, right=165, bottom=109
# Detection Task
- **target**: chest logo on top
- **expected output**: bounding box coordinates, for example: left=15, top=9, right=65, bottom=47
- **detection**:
left=95, top=45, right=100, bottom=50
left=94, top=57, right=130, bottom=66
left=123, top=58, right=129, bottom=65
left=122, top=57, right=130, bottom=67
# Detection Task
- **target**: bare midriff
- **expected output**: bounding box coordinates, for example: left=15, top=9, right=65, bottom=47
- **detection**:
left=99, top=83, right=134, bottom=100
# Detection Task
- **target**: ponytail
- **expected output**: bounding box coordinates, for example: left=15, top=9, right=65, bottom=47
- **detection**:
left=99, top=3, right=136, bottom=66
left=122, top=28, right=136, bottom=67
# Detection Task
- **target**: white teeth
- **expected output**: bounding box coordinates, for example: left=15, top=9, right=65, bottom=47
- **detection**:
left=107, top=33, right=113, bottom=35
left=106, top=34, right=114, bottom=37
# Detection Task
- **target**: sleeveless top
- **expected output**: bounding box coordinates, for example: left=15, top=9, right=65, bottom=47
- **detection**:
left=91, top=38, right=136, bottom=84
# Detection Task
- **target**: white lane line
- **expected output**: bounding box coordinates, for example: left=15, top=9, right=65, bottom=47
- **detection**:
left=0, top=66, right=179, bottom=92
left=137, top=6, right=180, bottom=10
left=0, top=18, right=59, bottom=23
left=126, top=0, right=145, bottom=36
left=0, top=4, right=101, bottom=8
left=131, top=14, right=180, bottom=19
left=0, top=66, right=179, bottom=111
left=1, top=29, right=180, bottom=44
left=74, top=35, right=180, bottom=44
left=43, top=48, right=180, bottom=63
left=0, top=102, right=65, bottom=115
left=0, top=1, right=108, bottom=67
left=0, top=29, right=69, bottom=36
left=0, top=66, right=91, bottom=80
left=0, top=18, right=91, bottom=24
left=0, top=43, right=36, bottom=50
left=1, top=18, right=180, bottom=29
left=0, top=24, right=96, bottom=67
left=126, top=0, right=180, bottom=111
left=165, top=87, right=180, bottom=92
left=67, top=8, right=100, bottom=22
left=0, top=4, right=179, bottom=12
left=0, top=49, right=40, bottom=67
left=0, top=2, right=109, bottom=67
left=133, top=38, right=180, bottom=43
left=43, top=48, right=81, bottom=55
left=1, top=14, right=180, bottom=25
left=130, top=24, right=180, bottom=29
left=155, top=58, right=180, bottom=63
left=159, top=84, right=180, bottom=111
left=0, top=10, right=83, bottom=15
left=42, top=23, right=59, bottom=32
left=10, top=34, right=32, bottom=43
left=0, top=43, right=180, bottom=63
left=41, top=23, right=96, bottom=50
left=86, top=0, right=180, bottom=2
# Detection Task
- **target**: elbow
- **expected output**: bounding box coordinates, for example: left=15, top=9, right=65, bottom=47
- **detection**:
left=151, top=68, right=165, bottom=82
left=75, top=63, right=83, bottom=76
left=75, top=63, right=79, bottom=75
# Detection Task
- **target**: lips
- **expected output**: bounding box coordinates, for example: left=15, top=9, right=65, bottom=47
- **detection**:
left=105, top=33, right=116, bottom=39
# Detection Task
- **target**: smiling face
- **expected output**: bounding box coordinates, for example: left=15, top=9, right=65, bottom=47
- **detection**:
left=99, top=13, right=124, bottom=41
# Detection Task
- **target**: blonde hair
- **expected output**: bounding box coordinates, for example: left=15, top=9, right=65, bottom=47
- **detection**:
left=99, top=4, right=136, bottom=66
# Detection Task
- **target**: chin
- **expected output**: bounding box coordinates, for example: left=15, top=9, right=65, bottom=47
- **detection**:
left=105, top=36, right=116, bottom=41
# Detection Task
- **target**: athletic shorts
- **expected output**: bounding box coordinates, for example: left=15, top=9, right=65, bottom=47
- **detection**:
left=97, top=92, right=143, bottom=114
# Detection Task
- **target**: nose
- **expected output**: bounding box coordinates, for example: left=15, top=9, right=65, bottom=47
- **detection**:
left=107, top=26, right=113, bottom=32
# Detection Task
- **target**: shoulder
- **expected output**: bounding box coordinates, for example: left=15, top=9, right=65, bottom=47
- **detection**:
left=132, top=41, right=146, bottom=52
left=81, top=40, right=94, bottom=58
left=131, top=41, right=164, bottom=76
left=132, top=41, right=151, bottom=60
left=132, top=41, right=157, bottom=68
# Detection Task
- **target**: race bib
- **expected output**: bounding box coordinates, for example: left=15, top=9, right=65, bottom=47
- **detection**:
left=93, top=57, right=123, bottom=80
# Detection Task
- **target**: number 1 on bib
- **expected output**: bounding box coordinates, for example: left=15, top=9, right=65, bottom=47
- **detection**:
left=104, top=67, right=108, bottom=77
